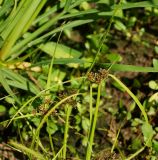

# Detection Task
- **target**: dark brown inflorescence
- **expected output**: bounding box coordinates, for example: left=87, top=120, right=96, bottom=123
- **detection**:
left=87, top=68, right=108, bottom=84
left=58, top=90, right=77, bottom=107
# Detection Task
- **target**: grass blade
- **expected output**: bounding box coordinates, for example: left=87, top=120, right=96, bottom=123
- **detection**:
left=113, top=1, right=158, bottom=10
left=11, top=19, right=93, bottom=58
left=9, top=140, right=45, bottom=160
left=101, top=63, right=158, bottom=72
left=0, top=69, right=20, bottom=104
left=109, top=74, right=148, bottom=123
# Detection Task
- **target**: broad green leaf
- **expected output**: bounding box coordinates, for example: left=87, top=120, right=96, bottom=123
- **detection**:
left=154, top=46, right=158, bottom=54
left=114, top=20, right=126, bottom=31
left=82, top=117, right=90, bottom=133
left=141, top=122, right=154, bottom=147
left=46, top=119, right=58, bottom=135
left=153, top=59, right=158, bottom=69
left=149, top=80, right=158, bottom=90
left=153, top=140, right=158, bottom=153
left=0, top=105, right=6, bottom=113
left=31, top=117, right=41, bottom=127
left=39, top=42, right=82, bottom=58
left=106, top=53, right=122, bottom=62
left=131, top=137, right=142, bottom=150
left=149, top=92, right=158, bottom=103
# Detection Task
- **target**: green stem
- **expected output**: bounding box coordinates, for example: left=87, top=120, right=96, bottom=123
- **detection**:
left=126, top=146, right=145, bottom=160
left=86, top=83, right=101, bottom=160
left=31, top=93, right=80, bottom=149
left=63, top=105, right=72, bottom=159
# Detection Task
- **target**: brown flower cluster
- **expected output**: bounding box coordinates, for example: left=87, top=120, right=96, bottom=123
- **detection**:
left=87, top=68, right=108, bottom=84
left=58, top=90, right=77, bottom=106
left=32, top=98, right=54, bottom=115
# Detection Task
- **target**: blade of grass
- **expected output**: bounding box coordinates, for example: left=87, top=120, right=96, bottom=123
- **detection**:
left=109, top=74, right=148, bottom=123
left=22, top=0, right=47, bottom=34
left=33, top=1, right=65, bottom=25
left=113, top=1, right=158, bottom=10
left=101, top=63, right=158, bottom=72
left=32, top=58, right=84, bottom=66
left=9, top=140, right=45, bottom=160
left=0, top=69, right=20, bottom=104
left=9, top=12, right=65, bottom=59
left=60, top=9, right=98, bottom=19
left=52, top=146, right=64, bottom=160
left=126, top=146, right=145, bottom=160
left=0, top=0, right=26, bottom=37
left=46, top=29, right=63, bottom=97
left=10, top=19, right=93, bottom=59
left=62, top=105, right=72, bottom=159
left=0, top=0, right=44, bottom=60
left=1, top=67, right=40, bottom=94
left=64, top=0, right=72, bottom=12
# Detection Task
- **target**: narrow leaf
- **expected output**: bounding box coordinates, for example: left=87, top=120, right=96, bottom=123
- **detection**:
left=101, top=63, right=158, bottom=72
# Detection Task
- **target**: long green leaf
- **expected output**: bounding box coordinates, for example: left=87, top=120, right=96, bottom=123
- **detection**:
left=101, top=63, right=158, bottom=72
left=9, top=140, right=45, bottom=160
left=9, top=12, right=65, bottom=59
left=0, top=69, right=20, bottom=103
left=1, top=67, right=39, bottom=94
left=113, top=1, right=158, bottom=10
left=64, top=0, right=72, bottom=12
left=109, top=74, right=148, bottom=123
left=61, top=9, right=98, bottom=19
left=39, top=42, right=82, bottom=58
left=32, top=58, right=84, bottom=66
left=11, top=19, right=93, bottom=59
left=0, top=0, right=26, bottom=39
left=0, top=0, right=45, bottom=60
left=0, top=0, right=14, bottom=18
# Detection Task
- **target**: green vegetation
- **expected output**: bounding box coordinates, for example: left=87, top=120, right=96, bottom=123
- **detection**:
left=0, top=0, right=158, bottom=159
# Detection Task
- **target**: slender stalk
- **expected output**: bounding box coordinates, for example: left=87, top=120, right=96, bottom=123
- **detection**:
left=86, top=83, right=101, bottom=160
left=109, top=74, right=148, bottom=124
left=31, top=93, right=81, bottom=149
left=126, top=146, right=145, bottom=160
left=47, top=119, right=56, bottom=157
left=89, top=84, right=93, bottom=126
left=63, top=105, right=72, bottom=159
